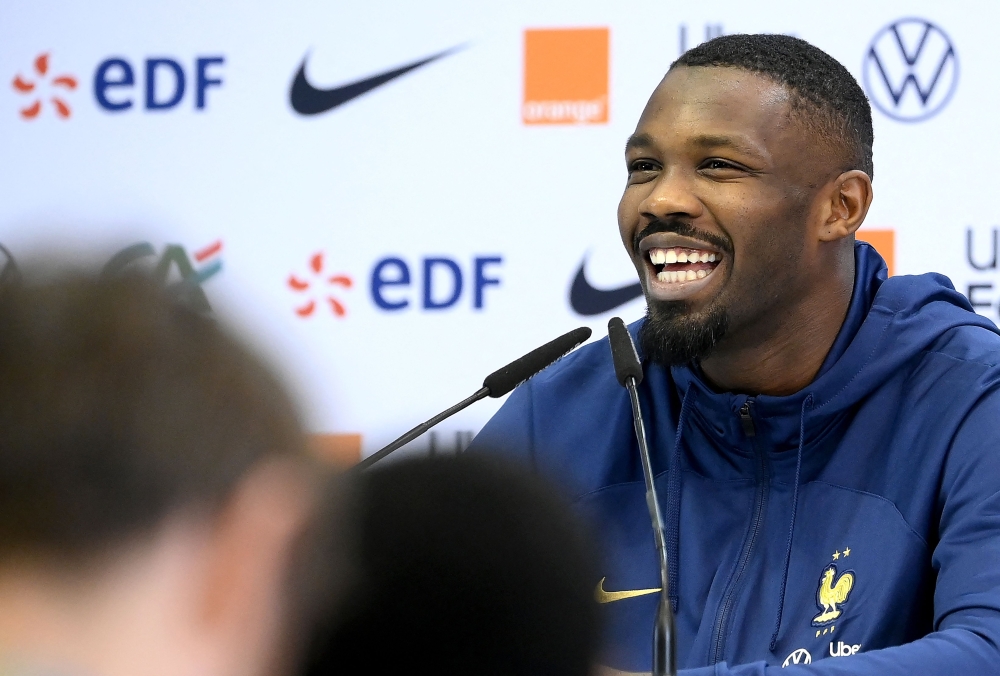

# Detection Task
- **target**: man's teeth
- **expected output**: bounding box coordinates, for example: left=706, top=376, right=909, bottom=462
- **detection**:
left=647, top=248, right=717, bottom=265
left=648, top=247, right=718, bottom=283
left=656, top=269, right=709, bottom=283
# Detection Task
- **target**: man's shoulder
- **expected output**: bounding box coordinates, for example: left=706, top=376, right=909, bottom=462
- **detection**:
left=927, top=321, right=1000, bottom=370
left=519, top=332, right=636, bottom=432
left=894, top=320, right=1000, bottom=448
left=874, top=272, right=1000, bottom=369
left=472, top=330, right=644, bottom=492
left=861, top=274, right=1000, bottom=394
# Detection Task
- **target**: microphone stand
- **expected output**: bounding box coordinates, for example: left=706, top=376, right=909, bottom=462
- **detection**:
left=624, top=375, right=676, bottom=676
left=608, top=317, right=675, bottom=676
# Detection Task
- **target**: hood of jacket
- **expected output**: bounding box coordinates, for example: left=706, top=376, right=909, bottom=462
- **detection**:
left=663, top=241, right=1000, bottom=454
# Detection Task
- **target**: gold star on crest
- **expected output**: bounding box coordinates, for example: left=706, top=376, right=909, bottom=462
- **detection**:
left=832, top=550, right=841, bottom=560
left=843, top=547, right=851, bottom=557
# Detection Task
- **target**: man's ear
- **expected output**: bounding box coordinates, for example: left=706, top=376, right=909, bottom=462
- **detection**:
left=817, top=170, right=873, bottom=242
left=195, top=458, right=318, bottom=676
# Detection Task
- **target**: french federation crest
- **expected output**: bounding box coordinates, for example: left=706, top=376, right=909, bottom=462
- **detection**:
left=812, top=564, right=855, bottom=626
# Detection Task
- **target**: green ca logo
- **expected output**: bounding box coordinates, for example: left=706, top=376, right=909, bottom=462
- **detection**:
left=103, top=240, right=223, bottom=312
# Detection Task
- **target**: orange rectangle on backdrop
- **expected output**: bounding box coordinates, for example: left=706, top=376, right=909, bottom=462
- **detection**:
left=308, top=433, right=362, bottom=467
left=523, top=27, right=609, bottom=125
left=857, top=229, right=895, bottom=276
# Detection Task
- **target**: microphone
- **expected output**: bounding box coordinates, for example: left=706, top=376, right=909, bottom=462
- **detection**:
left=355, top=326, right=592, bottom=471
left=607, top=317, right=676, bottom=676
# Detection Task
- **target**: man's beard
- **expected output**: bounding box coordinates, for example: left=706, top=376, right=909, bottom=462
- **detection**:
left=639, top=299, right=729, bottom=367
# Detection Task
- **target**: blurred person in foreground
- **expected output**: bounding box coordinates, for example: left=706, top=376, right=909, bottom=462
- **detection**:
left=302, top=454, right=600, bottom=676
left=472, top=34, right=1000, bottom=674
left=0, top=270, right=342, bottom=676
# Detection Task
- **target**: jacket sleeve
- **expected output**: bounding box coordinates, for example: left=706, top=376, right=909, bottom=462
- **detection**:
left=683, top=390, right=1000, bottom=676
left=466, top=380, right=536, bottom=467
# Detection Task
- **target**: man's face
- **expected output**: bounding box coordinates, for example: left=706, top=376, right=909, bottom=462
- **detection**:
left=618, top=66, right=828, bottom=365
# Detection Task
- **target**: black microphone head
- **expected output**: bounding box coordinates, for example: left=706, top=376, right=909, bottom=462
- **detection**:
left=483, top=326, right=592, bottom=397
left=608, top=317, right=643, bottom=387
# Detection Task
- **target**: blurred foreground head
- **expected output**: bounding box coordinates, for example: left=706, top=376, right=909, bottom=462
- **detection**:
left=0, top=270, right=339, bottom=676
left=304, top=454, right=600, bottom=676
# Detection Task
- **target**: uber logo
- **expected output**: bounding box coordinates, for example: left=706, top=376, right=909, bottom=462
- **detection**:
left=830, top=641, right=862, bottom=657
left=94, top=56, right=225, bottom=112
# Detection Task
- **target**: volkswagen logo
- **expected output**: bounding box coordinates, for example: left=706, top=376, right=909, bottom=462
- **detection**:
left=782, top=648, right=812, bottom=667
left=863, top=18, right=958, bottom=122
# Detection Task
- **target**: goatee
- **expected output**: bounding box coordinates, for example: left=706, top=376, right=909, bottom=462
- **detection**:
left=638, top=300, right=729, bottom=367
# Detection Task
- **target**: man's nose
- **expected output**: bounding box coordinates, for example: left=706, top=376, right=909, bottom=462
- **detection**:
left=638, top=169, right=703, bottom=222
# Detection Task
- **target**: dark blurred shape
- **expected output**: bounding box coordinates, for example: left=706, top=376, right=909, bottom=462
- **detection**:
left=303, top=454, right=600, bottom=676
left=0, top=267, right=343, bottom=676
left=0, top=271, right=305, bottom=558
left=0, top=266, right=593, bottom=675
left=0, top=244, right=20, bottom=289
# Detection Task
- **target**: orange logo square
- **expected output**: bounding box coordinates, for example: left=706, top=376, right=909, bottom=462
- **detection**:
left=523, top=28, right=609, bottom=125
left=858, top=229, right=894, bottom=276
left=308, top=433, right=362, bottom=466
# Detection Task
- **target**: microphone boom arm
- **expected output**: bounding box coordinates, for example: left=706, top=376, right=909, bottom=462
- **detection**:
left=354, top=387, right=490, bottom=471
left=353, top=326, right=592, bottom=472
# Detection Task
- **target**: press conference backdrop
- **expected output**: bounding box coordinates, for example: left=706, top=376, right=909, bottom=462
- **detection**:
left=0, top=0, right=991, bottom=462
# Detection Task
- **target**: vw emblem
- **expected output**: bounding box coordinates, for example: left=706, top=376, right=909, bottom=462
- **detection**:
left=863, top=18, right=958, bottom=122
left=782, top=648, right=812, bottom=667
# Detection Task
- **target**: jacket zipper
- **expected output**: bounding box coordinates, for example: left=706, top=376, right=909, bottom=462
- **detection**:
left=710, top=399, right=768, bottom=664
left=739, top=401, right=756, bottom=438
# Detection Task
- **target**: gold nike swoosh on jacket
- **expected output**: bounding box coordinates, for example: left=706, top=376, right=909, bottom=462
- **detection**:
left=594, top=577, right=662, bottom=604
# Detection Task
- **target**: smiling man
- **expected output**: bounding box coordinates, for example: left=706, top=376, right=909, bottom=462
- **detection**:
left=470, top=35, right=1000, bottom=674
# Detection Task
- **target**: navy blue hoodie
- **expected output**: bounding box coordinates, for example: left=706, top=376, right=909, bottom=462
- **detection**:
left=470, top=243, right=1000, bottom=674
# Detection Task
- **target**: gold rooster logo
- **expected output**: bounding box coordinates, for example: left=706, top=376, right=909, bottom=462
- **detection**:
left=812, top=565, right=854, bottom=626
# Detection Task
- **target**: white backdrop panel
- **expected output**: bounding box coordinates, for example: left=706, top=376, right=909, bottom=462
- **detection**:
left=0, top=0, right=992, bottom=457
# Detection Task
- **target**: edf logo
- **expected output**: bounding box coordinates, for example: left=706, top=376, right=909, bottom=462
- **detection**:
left=371, top=255, right=502, bottom=311
left=94, top=56, right=224, bottom=112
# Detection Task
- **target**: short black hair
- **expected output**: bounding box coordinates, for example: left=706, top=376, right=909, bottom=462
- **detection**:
left=0, top=271, right=305, bottom=560
left=303, top=455, right=600, bottom=676
left=673, top=34, right=874, bottom=178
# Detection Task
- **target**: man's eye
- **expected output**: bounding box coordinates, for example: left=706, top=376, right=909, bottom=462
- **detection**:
left=699, top=158, right=752, bottom=174
left=628, top=160, right=658, bottom=173
left=703, top=159, right=736, bottom=170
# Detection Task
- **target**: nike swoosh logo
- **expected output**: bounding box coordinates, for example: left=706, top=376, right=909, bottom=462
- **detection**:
left=594, top=577, right=661, bottom=604
left=289, top=46, right=462, bottom=115
left=569, top=257, right=643, bottom=316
